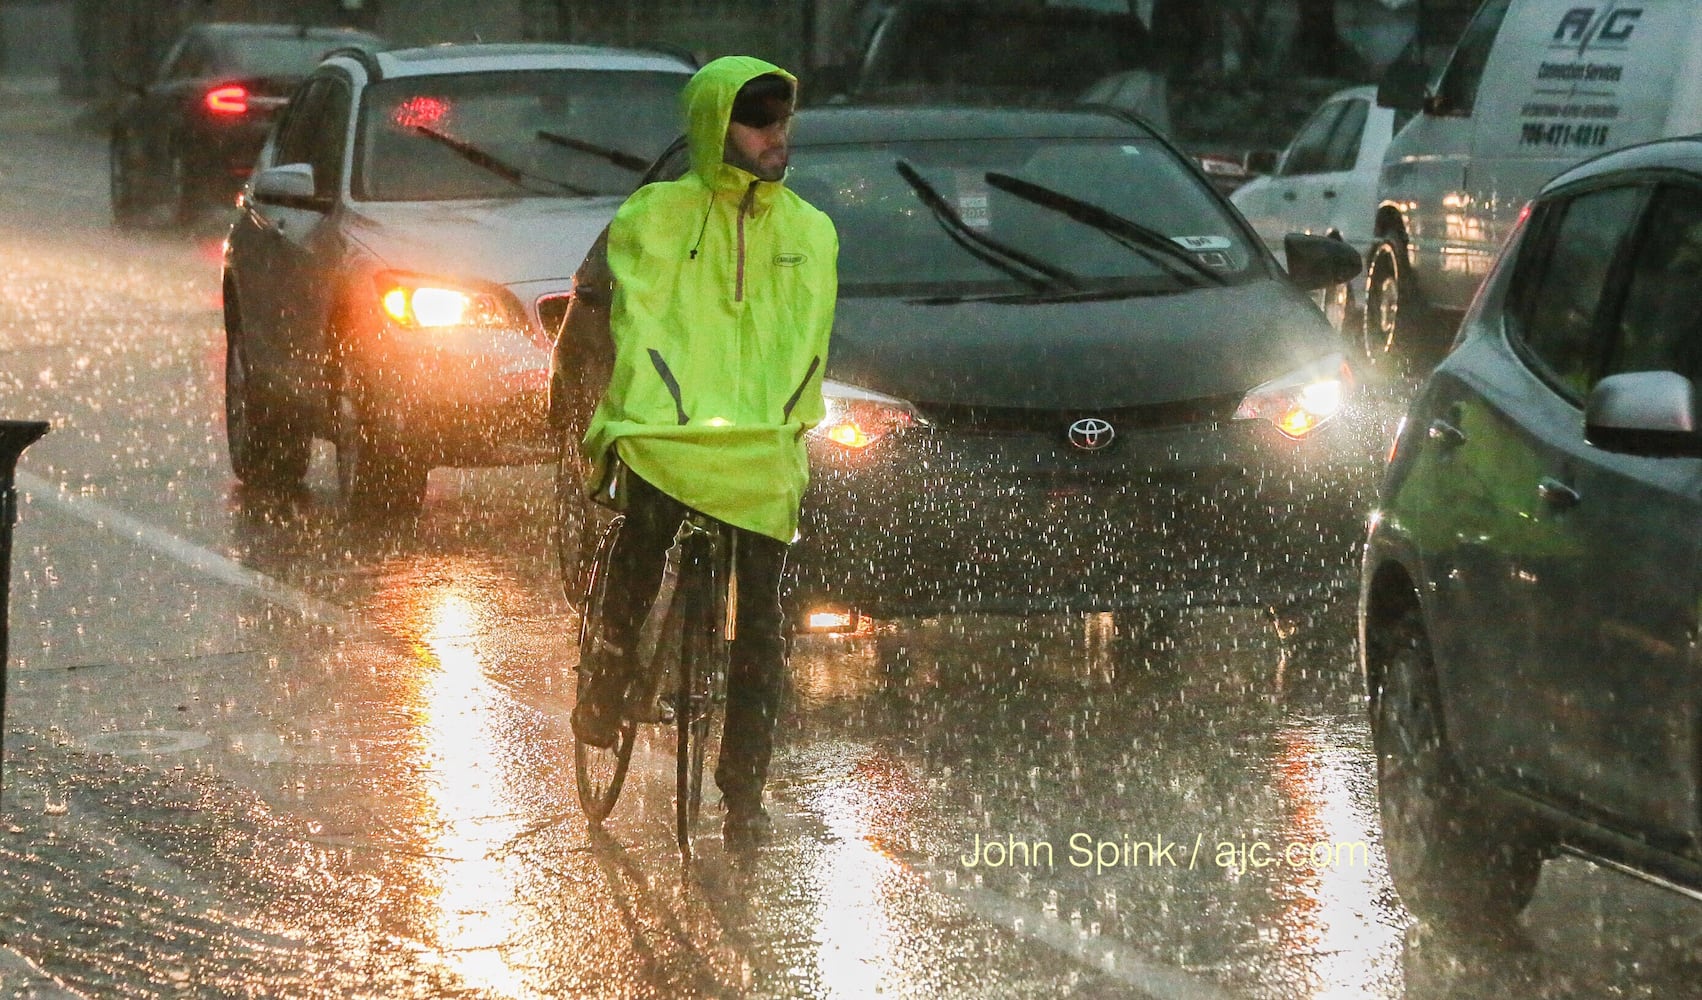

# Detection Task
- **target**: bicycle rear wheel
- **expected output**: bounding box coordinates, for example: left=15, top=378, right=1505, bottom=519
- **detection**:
left=575, top=515, right=636, bottom=824
left=676, top=533, right=728, bottom=860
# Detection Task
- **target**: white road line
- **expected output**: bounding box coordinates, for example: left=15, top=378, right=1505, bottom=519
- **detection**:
left=14, top=471, right=351, bottom=626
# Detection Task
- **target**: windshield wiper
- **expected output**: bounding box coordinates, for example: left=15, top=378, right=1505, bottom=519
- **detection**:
left=535, top=130, right=650, bottom=173
left=408, top=125, right=593, bottom=195
left=893, top=159, right=1079, bottom=294
left=982, top=172, right=1230, bottom=287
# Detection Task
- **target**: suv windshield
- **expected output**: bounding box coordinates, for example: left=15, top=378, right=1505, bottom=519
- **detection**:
left=790, top=137, right=1256, bottom=296
left=354, top=70, right=683, bottom=201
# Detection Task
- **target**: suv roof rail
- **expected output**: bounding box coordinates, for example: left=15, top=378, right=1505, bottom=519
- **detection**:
left=321, top=44, right=384, bottom=82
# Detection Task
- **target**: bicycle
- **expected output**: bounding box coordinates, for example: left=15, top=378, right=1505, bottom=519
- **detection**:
left=571, top=497, right=736, bottom=862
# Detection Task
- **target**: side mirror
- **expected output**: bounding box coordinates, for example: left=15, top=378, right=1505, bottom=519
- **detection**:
left=1243, top=148, right=1280, bottom=176
left=1283, top=234, right=1363, bottom=291
left=1585, top=371, right=1702, bottom=457
left=251, top=163, right=327, bottom=210
left=1376, top=43, right=1430, bottom=113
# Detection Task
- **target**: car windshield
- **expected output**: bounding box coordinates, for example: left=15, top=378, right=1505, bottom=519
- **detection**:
left=789, top=137, right=1258, bottom=297
left=215, top=34, right=381, bottom=77
left=354, top=70, right=683, bottom=201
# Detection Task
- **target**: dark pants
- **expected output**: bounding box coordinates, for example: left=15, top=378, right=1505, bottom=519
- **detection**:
left=590, top=473, right=788, bottom=813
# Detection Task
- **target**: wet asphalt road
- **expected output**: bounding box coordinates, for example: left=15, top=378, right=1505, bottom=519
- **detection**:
left=3, top=78, right=1702, bottom=999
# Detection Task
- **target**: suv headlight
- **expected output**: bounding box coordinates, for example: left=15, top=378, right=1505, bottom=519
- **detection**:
left=1233, top=353, right=1353, bottom=439
left=376, top=272, right=519, bottom=330
left=814, top=379, right=928, bottom=450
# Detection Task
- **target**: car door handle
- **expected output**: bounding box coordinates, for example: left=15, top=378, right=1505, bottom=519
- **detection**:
left=1322, top=189, right=1338, bottom=199
left=1427, top=418, right=1466, bottom=449
left=1282, top=190, right=1297, bottom=201
left=1537, top=477, right=1581, bottom=509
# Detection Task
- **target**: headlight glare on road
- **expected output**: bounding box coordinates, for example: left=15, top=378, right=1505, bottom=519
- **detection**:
left=815, top=379, right=927, bottom=450
left=1233, top=353, right=1352, bottom=439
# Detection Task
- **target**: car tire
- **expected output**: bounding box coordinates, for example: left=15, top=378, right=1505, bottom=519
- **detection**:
left=1372, top=608, right=1543, bottom=931
left=224, top=314, right=308, bottom=488
left=163, top=147, right=197, bottom=228
left=1363, top=239, right=1424, bottom=378
left=333, top=364, right=426, bottom=515
left=109, top=133, right=147, bottom=228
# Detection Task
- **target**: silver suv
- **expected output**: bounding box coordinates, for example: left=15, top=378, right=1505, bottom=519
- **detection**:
left=221, top=43, right=693, bottom=512
left=1362, top=136, right=1702, bottom=932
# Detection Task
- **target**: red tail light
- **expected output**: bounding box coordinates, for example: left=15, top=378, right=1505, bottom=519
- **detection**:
left=204, top=85, right=249, bottom=115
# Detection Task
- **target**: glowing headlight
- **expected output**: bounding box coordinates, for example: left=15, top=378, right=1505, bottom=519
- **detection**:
left=376, top=274, right=513, bottom=329
left=814, top=380, right=928, bottom=450
left=1233, top=353, right=1353, bottom=439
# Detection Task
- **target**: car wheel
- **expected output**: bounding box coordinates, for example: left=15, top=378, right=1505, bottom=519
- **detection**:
left=1363, top=239, right=1423, bottom=378
left=163, top=148, right=197, bottom=228
left=1372, top=608, right=1543, bottom=931
left=224, top=303, right=308, bottom=488
left=109, top=133, right=147, bottom=228
left=333, top=365, right=426, bottom=515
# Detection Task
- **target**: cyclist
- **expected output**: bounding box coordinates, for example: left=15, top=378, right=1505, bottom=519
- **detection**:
left=569, top=56, right=838, bottom=852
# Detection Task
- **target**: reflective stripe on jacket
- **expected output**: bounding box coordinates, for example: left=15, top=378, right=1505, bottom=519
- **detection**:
left=583, top=55, right=838, bottom=542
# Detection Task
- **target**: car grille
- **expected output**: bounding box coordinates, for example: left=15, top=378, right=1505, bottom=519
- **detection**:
left=535, top=293, right=573, bottom=343
left=914, top=393, right=1242, bottom=438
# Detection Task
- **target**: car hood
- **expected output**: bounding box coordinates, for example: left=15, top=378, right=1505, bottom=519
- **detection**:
left=342, top=196, right=626, bottom=284
left=827, top=281, right=1341, bottom=409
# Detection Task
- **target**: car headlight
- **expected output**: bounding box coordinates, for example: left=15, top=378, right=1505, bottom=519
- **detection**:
left=376, top=273, right=517, bottom=330
left=814, top=379, right=928, bottom=450
left=1232, top=353, right=1353, bottom=439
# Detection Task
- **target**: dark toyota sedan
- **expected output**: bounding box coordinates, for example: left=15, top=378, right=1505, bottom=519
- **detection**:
left=1361, top=137, right=1702, bottom=933
left=110, top=22, right=386, bottom=227
left=550, top=105, right=1365, bottom=629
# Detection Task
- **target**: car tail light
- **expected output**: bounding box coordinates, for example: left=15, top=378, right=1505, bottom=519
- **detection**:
left=815, top=380, right=927, bottom=450
left=204, top=85, right=249, bottom=115
left=1233, top=353, right=1353, bottom=439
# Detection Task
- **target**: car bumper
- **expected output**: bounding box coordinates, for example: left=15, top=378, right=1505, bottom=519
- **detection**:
left=788, top=410, right=1375, bottom=618
left=359, top=325, right=556, bottom=466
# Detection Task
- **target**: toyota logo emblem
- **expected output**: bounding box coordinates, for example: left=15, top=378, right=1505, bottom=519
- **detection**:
left=1067, top=417, right=1115, bottom=451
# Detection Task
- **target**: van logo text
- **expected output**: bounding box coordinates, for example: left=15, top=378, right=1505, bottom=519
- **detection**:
left=1554, top=5, right=1642, bottom=55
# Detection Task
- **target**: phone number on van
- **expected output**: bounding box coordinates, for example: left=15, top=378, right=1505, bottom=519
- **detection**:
left=1520, top=122, right=1611, bottom=148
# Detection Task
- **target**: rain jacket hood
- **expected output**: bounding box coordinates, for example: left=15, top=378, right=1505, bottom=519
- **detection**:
left=583, top=56, right=839, bottom=542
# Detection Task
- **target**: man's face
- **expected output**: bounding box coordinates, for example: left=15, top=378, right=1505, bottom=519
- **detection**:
left=724, top=114, right=792, bottom=182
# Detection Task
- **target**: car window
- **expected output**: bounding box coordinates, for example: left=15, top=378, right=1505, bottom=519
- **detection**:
left=273, top=78, right=334, bottom=171
left=302, top=81, right=353, bottom=198
left=1280, top=101, right=1347, bottom=177
left=1431, top=0, right=1512, bottom=115
left=788, top=136, right=1256, bottom=296
left=1605, top=184, right=1702, bottom=381
left=1321, top=98, right=1368, bottom=173
left=354, top=69, right=685, bottom=201
left=1506, top=185, right=1646, bottom=398
left=161, top=35, right=210, bottom=81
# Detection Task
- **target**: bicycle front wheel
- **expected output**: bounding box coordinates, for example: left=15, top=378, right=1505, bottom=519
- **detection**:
left=676, top=537, right=728, bottom=859
left=575, top=515, right=636, bottom=824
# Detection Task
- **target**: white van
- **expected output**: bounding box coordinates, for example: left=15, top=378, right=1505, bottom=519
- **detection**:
left=1366, top=0, right=1702, bottom=368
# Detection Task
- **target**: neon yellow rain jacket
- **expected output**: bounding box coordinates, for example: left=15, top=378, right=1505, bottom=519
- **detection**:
left=582, top=55, right=838, bottom=543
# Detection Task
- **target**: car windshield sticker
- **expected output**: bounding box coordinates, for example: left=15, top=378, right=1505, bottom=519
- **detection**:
left=954, top=170, right=991, bottom=230
left=1173, top=235, right=1231, bottom=251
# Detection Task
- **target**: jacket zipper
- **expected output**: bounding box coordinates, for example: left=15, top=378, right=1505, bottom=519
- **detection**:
left=735, top=181, right=757, bottom=302
left=782, top=355, right=821, bottom=421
